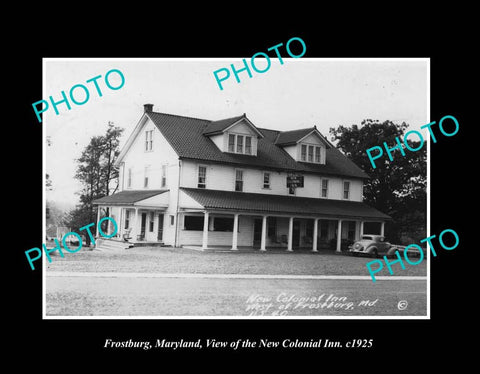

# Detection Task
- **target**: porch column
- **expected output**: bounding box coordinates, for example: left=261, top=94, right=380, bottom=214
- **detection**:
left=287, top=216, right=294, bottom=252
left=380, top=221, right=385, bottom=236
left=107, top=206, right=112, bottom=235
left=202, top=211, right=209, bottom=250
left=95, top=206, right=102, bottom=239
left=118, top=207, right=124, bottom=238
left=132, top=207, right=139, bottom=242
left=312, top=218, right=318, bottom=252
left=360, top=221, right=364, bottom=238
left=260, top=215, right=267, bottom=252
left=231, top=213, right=239, bottom=251
left=336, top=219, right=343, bottom=253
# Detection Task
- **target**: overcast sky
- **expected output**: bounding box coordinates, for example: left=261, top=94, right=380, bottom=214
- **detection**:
left=44, top=58, right=428, bottom=208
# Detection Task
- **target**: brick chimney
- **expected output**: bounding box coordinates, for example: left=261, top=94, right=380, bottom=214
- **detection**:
left=144, top=103, right=153, bottom=113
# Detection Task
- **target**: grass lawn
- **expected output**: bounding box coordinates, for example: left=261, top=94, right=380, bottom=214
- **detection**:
left=45, top=246, right=427, bottom=277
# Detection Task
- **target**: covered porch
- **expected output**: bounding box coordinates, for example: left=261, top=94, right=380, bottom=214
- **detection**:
left=93, top=189, right=169, bottom=245
left=178, top=188, right=390, bottom=252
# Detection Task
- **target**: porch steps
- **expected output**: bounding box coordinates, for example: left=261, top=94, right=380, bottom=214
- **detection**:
left=96, top=239, right=134, bottom=251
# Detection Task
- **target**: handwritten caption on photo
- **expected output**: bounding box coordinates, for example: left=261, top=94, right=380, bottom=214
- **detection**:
left=244, top=292, right=378, bottom=316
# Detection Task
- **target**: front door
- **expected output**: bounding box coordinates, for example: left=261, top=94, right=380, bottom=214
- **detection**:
left=140, top=213, right=147, bottom=240
left=157, top=214, right=164, bottom=241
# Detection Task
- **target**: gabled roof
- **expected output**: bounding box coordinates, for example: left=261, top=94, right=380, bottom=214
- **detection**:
left=181, top=188, right=390, bottom=220
left=202, top=114, right=243, bottom=135
left=202, top=113, right=264, bottom=138
left=275, top=127, right=315, bottom=145
left=92, top=190, right=168, bottom=205
left=275, top=126, right=331, bottom=147
left=143, top=111, right=369, bottom=179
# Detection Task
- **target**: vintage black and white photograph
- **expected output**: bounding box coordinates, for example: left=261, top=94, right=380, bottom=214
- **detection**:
left=42, top=57, right=429, bottom=318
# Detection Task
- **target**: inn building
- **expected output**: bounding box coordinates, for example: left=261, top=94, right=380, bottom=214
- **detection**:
left=93, top=104, right=390, bottom=252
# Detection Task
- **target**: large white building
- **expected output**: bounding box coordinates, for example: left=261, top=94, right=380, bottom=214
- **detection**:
left=93, top=104, right=389, bottom=252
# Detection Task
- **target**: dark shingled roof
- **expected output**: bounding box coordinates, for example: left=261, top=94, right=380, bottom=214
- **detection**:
left=146, top=111, right=369, bottom=179
left=202, top=114, right=245, bottom=135
left=181, top=188, right=390, bottom=219
left=275, top=127, right=316, bottom=146
left=92, top=190, right=168, bottom=205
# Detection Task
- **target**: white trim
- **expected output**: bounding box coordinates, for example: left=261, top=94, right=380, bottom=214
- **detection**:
left=115, top=114, right=149, bottom=166
left=227, top=132, right=254, bottom=155
left=222, top=117, right=264, bottom=138
left=296, top=129, right=331, bottom=148
left=298, top=141, right=324, bottom=164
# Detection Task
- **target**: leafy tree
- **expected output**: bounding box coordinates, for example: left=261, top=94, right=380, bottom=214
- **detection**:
left=65, top=122, right=124, bottom=246
left=330, top=119, right=426, bottom=243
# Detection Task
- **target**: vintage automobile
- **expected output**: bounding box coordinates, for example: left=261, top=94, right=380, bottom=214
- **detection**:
left=349, top=235, right=400, bottom=258
left=349, top=235, right=424, bottom=258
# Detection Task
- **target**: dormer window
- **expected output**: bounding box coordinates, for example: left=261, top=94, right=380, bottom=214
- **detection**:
left=245, top=137, right=252, bottom=155
left=275, top=127, right=329, bottom=165
left=228, top=133, right=253, bottom=155
left=228, top=134, right=235, bottom=152
left=203, top=114, right=262, bottom=156
left=300, top=142, right=322, bottom=164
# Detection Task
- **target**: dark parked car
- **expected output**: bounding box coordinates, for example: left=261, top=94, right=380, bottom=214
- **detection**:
left=349, top=235, right=422, bottom=258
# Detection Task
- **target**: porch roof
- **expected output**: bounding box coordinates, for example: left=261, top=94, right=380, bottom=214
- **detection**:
left=180, top=187, right=390, bottom=220
left=92, top=190, right=168, bottom=206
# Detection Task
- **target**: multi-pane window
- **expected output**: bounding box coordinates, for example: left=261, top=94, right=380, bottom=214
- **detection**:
left=308, top=145, right=314, bottom=162
left=321, top=179, right=329, bottom=198
left=245, top=136, right=252, bottom=155
left=300, top=143, right=322, bottom=164
left=301, top=144, right=307, bottom=161
left=198, top=166, right=207, bottom=188
left=263, top=172, right=270, bottom=189
left=315, top=146, right=321, bottom=163
left=161, top=165, right=167, bottom=188
left=145, top=130, right=153, bottom=151
left=236, top=135, right=244, bottom=153
left=228, top=134, right=235, bottom=152
left=343, top=181, right=350, bottom=199
left=235, top=170, right=243, bottom=192
left=228, top=134, right=253, bottom=155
